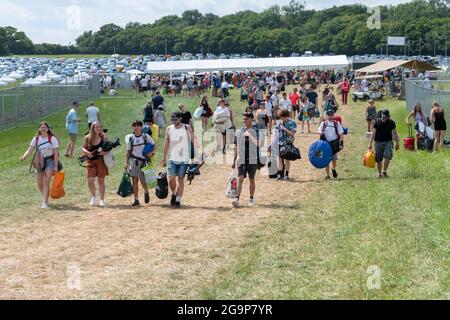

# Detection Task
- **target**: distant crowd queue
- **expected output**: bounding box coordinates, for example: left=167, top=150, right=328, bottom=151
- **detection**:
left=20, top=70, right=446, bottom=210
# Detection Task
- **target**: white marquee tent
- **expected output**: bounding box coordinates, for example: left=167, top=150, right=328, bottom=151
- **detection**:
left=147, top=55, right=349, bottom=74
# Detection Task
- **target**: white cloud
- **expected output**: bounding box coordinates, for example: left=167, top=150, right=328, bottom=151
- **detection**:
left=0, top=0, right=412, bottom=44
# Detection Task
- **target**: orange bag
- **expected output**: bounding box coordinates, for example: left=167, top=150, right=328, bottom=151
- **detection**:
left=51, top=172, right=65, bottom=199
left=363, top=150, right=376, bottom=168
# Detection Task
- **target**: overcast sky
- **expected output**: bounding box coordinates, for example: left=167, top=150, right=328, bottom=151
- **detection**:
left=0, top=0, right=411, bottom=44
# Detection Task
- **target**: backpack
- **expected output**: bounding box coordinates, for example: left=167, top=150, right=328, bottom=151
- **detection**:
left=129, top=134, right=150, bottom=161
left=143, top=107, right=153, bottom=122
left=320, top=121, right=341, bottom=154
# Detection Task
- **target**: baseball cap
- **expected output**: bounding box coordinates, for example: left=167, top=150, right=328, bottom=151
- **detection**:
left=171, top=112, right=182, bottom=120
left=326, top=109, right=335, bottom=115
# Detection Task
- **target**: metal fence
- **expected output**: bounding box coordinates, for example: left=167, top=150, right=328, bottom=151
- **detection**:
left=0, top=76, right=101, bottom=131
left=405, top=79, right=450, bottom=138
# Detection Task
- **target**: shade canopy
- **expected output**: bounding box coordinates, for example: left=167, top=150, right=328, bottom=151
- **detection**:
left=355, top=59, right=440, bottom=73
left=147, top=56, right=349, bottom=74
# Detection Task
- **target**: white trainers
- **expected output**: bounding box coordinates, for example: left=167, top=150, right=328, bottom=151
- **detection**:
left=90, top=197, right=96, bottom=206
left=41, top=202, right=49, bottom=209
left=99, top=200, right=105, bottom=208
left=248, top=199, right=255, bottom=207
left=232, top=199, right=240, bottom=208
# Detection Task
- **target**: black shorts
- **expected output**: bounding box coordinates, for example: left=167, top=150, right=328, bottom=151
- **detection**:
left=293, top=105, right=299, bottom=112
left=238, top=164, right=258, bottom=180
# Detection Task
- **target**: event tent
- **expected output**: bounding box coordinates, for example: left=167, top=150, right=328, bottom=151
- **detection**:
left=147, top=56, right=349, bottom=74
left=355, top=59, right=440, bottom=73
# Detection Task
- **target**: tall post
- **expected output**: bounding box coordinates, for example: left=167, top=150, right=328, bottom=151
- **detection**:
left=434, top=36, right=436, bottom=57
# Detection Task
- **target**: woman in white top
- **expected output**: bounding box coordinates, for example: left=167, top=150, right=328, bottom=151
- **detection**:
left=406, top=103, right=427, bottom=147
left=213, top=99, right=232, bottom=153
left=20, top=122, right=60, bottom=209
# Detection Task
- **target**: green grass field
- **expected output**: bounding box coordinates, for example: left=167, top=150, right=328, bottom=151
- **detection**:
left=0, top=88, right=448, bottom=299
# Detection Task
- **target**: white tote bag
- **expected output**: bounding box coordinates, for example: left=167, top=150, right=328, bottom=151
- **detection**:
left=225, top=170, right=237, bottom=199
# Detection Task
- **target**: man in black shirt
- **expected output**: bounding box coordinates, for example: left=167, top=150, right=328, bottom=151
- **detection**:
left=232, top=112, right=260, bottom=208
left=368, top=109, right=400, bottom=178
left=152, top=91, right=164, bottom=110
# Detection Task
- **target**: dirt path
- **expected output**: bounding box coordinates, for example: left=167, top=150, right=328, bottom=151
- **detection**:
left=0, top=116, right=324, bottom=300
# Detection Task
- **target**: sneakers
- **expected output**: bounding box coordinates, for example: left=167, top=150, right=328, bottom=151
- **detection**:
left=325, top=175, right=331, bottom=180
left=174, top=201, right=181, bottom=209
left=90, top=197, right=96, bottom=206
left=144, top=192, right=150, bottom=204
left=232, top=198, right=240, bottom=208
left=382, top=172, right=389, bottom=178
left=99, top=200, right=105, bottom=208
left=41, top=202, right=49, bottom=209
left=248, top=199, right=255, bottom=207
left=132, top=199, right=140, bottom=207
left=283, top=175, right=289, bottom=181
left=332, top=169, right=338, bottom=179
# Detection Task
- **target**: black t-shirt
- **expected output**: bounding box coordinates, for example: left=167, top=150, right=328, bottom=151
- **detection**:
left=180, top=111, right=192, bottom=125
left=152, top=96, right=164, bottom=109
left=306, top=91, right=318, bottom=105
left=374, top=119, right=396, bottom=142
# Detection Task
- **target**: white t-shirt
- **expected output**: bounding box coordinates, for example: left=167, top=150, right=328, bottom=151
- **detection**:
left=271, top=93, right=279, bottom=107
left=270, top=81, right=277, bottom=92
left=167, top=124, right=191, bottom=163
left=319, top=120, right=344, bottom=142
left=280, top=99, right=292, bottom=112
left=86, top=106, right=100, bottom=124
left=221, top=82, right=229, bottom=89
left=140, top=78, right=148, bottom=87
left=265, top=101, right=273, bottom=114
left=126, top=133, right=154, bottom=160
left=30, top=136, right=59, bottom=158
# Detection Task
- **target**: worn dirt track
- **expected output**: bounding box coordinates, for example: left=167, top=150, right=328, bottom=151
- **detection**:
left=1, top=119, right=323, bottom=299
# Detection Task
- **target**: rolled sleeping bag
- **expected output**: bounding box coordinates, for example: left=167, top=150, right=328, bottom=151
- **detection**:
left=309, top=140, right=333, bottom=169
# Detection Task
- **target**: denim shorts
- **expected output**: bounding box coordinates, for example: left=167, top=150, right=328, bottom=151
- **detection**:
left=168, top=161, right=188, bottom=178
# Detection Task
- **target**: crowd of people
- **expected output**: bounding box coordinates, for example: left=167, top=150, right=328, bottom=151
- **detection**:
left=20, top=69, right=447, bottom=210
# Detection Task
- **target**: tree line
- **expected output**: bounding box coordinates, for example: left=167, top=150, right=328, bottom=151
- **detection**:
left=1, top=0, right=449, bottom=57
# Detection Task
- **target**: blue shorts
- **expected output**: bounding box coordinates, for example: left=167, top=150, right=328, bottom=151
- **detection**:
left=168, top=161, right=188, bottom=178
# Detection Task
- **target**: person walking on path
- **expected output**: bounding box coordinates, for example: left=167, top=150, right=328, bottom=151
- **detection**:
left=368, top=109, right=400, bottom=178
left=20, top=122, right=60, bottom=209
left=65, top=101, right=79, bottom=158
left=339, top=76, right=350, bottom=105
left=161, top=112, right=197, bottom=209
left=124, top=120, right=155, bottom=207
left=430, top=102, right=447, bottom=151
left=366, top=99, right=377, bottom=133
left=231, top=112, right=261, bottom=208
left=318, top=109, right=344, bottom=180
left=82, top=122, right=109, bottom=208
left=86, top=101, right=100, bottom=130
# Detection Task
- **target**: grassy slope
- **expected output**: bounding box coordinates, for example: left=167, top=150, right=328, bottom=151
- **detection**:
left=201, top=97, right=449, bottom=299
